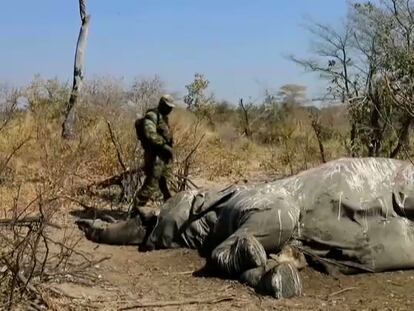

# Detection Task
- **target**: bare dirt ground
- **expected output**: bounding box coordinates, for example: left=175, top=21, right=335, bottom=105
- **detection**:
left=43, top=205, right=414, bottom=311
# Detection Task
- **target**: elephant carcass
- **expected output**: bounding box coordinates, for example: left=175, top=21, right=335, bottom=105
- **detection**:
left=77, top=157, right=414, bottom=298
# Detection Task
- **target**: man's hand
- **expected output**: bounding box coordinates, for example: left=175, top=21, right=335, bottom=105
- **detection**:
left=159, top=145, right=173, bottom=161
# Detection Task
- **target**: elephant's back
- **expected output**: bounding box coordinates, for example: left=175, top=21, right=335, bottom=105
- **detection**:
left=284, top=157, right=408, bottom=208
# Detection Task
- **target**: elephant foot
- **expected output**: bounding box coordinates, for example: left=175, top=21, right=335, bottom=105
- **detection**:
left=240, top=259, right=279, bottom=288
left=76, top=216, right=147, bottom=245
left=240, top=265, right=266, bottom=288
left=213, top=234, right=267, bottom=276
left=258, top=262, right=303, bottom=299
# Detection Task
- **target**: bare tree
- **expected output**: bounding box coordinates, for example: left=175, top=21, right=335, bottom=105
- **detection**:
left=82, top=76, right=126, bottom=115
left=381, top=0, right=414, bottom=157
left=353, top=0, right=414, bottom=157
left=238, top=98, right=253, bottom=137
left=290, top=20, right=358, bottom=101
left=0, top=85, right=18, bottom=133
left=277, top=84, right=308, bottom=108
left=289, top=20, right=365, bottom=155
left=292, top=0, right=414, bottom=158
left=310, top=111, right=327, bottom=163
left=62, top=0, right=91, bottom=139
left=130, top=76, right=165, bottom=115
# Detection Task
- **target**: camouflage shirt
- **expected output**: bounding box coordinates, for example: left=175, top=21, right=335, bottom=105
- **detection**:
left=140, top=108, right=173, bottom=152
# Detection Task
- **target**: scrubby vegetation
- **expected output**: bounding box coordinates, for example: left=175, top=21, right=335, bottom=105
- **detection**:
left=2, top=0, right=414, bottom=309
left=0, top=75, right=346, bottom=189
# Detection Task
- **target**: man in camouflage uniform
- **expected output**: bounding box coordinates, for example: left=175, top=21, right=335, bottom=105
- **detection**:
left=133, top=95, right=175, bottom=213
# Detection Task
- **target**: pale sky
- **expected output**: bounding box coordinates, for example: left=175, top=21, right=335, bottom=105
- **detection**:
left=0, top=1, right=349, bottom=103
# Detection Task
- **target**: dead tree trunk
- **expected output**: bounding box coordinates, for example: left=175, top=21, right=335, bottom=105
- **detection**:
left=239, top=98, right=252, bottom=137
left=310, top=112, right=327, bottom=164
left=62, top=0, right=91, bottom=139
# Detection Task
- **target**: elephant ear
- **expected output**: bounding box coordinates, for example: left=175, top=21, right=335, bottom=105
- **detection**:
left=190, top=186, right=238, bottom=219
left=144, top=191, right=197, bottom=250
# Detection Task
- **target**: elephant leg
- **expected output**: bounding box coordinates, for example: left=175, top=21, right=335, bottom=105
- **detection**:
left=240, top=259, right=303, bottom=299
left=76, top=216, right=147, bottom=245
left=210, top=204, right=298, bottom=277
left=210, top=231, right=267, bottom=277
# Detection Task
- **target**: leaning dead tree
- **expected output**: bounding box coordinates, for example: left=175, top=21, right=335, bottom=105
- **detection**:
left=239, top=98, right=252, bottom=138
left=309, top=111, right=327, bottom=164
left=62, top=0, right=91, bottom=139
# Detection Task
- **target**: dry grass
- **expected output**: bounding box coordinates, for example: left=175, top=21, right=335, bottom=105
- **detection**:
left=0, top=96, right=351, bottom=199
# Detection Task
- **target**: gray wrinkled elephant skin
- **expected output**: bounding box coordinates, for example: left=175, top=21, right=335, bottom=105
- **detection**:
left=77, top=157, right=414, bottom=298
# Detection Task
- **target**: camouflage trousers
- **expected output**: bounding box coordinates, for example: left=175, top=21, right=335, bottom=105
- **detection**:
left=135, top=152, right=175, bottom=206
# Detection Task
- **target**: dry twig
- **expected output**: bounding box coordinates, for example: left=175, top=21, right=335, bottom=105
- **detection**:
left=119, top=296, right=235, bottom=310
left=329, top=287, right=357, bottom=297
left=106, top=120, right=126, bottom=171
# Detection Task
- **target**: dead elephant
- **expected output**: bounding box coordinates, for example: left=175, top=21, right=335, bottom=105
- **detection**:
left=76, top=157, right=414, bottom=299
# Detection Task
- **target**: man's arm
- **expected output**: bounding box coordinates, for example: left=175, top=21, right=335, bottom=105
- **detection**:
left=143, top=112, right=166, bottom=147
left=143, top=112, right=173, bottom=159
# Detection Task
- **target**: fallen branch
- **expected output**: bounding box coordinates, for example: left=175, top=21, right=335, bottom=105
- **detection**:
left=74, top=255, right=111, bottom=271
left=329, top=287, right=357, bottom=297
left=162, top=270, right=194, bottom=276
left=43, top=236, right=92, bottom=265
left=86, top=168, right=142, bottom=190
left=42, top=285, right=86, bottom=300
left=0, top=215, right=61, bottom=230
left=174, top=174, right=199, bottom=189
left=273, top=302, right=314, bottom=310
left=62, top=195, right=96, bottom=210
left=119, top=296, right=235, bottom=310
left=72, top=168, right=144, bottom=204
